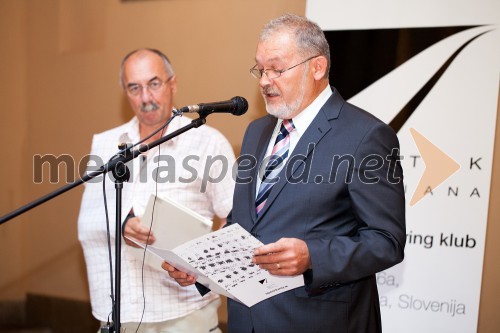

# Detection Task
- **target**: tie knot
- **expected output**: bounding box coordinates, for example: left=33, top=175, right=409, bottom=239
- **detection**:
left=281, top=119, right=295, bottom=136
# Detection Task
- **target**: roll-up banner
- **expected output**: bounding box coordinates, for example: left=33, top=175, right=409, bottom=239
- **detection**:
left=306, top=1, right=499, bottom=331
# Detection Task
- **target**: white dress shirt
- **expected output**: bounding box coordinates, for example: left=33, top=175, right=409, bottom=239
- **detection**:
left=78, top=115, right=235, bottom=323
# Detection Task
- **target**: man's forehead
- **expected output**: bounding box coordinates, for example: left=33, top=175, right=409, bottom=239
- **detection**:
left=123, top=55, right=167, bottom=83
left=256, top=44, right=295, bottom=65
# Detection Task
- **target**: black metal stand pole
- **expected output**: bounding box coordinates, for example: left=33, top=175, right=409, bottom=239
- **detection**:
left=113, top=181, right=123, bottom=333
left=109, top=152, right=131, bottom=333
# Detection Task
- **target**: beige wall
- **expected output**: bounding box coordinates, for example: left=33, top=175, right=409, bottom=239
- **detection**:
left=0, top=0, right=498, bottom=332
left=0, top=0, right=29, bottom=300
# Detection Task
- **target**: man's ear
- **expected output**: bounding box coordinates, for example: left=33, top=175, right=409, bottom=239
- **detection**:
left=312, top=56, right=328, bottom=80
left=169, top=75, right=178, bottom=94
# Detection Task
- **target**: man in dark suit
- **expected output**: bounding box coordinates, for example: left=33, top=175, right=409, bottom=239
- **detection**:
left=164, top=13, right=406, bottom=333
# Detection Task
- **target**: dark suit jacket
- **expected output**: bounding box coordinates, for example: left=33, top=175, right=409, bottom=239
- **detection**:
left=225, top=88, right=406, bottom=333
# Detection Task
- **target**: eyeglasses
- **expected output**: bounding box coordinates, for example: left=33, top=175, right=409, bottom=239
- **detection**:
left=125, top=77, right=172, bottom=96
left=250, top=55, right=320, bottom=80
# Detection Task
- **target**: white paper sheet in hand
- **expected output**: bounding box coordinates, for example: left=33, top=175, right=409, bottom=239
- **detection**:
left=125, top=194, right=213, bottom=271
left=128, top=223, right=304, bottom=307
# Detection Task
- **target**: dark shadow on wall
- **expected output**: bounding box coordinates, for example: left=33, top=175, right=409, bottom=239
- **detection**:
left=0, top=293, right=99, bottom=333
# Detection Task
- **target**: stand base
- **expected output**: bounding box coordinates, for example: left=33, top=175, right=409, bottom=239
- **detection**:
left=100, top=325, right=112, bottom=333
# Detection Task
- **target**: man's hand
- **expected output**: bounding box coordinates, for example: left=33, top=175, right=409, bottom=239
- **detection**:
left=162, top=262, right=197, bottom=286
left=123, top=216, right=156, bottom=247
left=253, top=238, right=312, bottom=276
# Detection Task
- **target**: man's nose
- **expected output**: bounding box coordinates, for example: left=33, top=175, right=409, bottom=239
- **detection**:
left=140, top=86, right=154, bottom=102
left=259, top=74, right=272, bottom=88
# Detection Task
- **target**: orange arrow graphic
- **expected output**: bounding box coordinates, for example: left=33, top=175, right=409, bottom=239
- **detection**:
left=409, top=128, right=461, bottom=206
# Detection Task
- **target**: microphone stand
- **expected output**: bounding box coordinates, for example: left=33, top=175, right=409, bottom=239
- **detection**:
left=0, top=113, right=208, bottom=333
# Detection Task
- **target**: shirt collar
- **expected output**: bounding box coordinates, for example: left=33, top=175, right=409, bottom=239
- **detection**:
left=119, top=112, right=183, bottom=148
left=119, top=117, right=140, bottom=144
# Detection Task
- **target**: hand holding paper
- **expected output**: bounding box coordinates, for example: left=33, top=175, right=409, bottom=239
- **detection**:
left=123, top=215, right=156, bottom=247
left=126, top=194, right=304, bottom=307
left=162, top=262, right=197, bottom=287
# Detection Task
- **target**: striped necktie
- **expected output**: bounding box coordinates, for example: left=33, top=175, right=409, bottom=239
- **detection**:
left=255, top=119, right=295, bottom=216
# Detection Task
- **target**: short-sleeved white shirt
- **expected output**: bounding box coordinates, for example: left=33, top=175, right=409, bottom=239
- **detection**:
left=78, top=115, right=235, bottom=323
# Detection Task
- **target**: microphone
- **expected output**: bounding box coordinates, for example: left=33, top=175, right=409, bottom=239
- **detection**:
left=178, top=96, right=248, bottom=116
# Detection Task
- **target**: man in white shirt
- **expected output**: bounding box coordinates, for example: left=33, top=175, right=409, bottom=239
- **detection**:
left=78, top=48, right=235, bottom=332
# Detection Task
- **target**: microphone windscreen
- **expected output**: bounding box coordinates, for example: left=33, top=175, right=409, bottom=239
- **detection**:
left=232, top=96, right=249, bottom=116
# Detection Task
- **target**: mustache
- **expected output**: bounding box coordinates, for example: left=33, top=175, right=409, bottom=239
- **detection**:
left=262, top=87, right=280, bottom=96
left=140, top=102, right=159, bottom=112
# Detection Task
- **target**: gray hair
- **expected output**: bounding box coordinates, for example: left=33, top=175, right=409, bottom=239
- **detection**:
left=260, top=14, right=330, bottom=78
left=119, top=48, right=175, bottom=87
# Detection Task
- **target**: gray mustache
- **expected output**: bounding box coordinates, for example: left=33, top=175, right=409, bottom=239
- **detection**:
left=141, top=103, right=159, bottom=112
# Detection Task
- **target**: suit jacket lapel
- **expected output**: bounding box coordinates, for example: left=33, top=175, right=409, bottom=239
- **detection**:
left=254, top=90, right=345, bottom=223
left=254, top=113, right=330, bottom=222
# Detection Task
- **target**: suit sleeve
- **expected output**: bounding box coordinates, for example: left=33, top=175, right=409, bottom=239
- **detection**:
left=305, top=122, right=406, bottom=290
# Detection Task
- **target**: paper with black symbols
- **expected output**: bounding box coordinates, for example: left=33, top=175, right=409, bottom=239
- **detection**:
left=125, top=195, right=304, bottom=306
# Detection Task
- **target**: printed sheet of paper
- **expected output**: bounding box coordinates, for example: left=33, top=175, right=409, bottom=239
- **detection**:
left=129, top=222, right=305, bottom=307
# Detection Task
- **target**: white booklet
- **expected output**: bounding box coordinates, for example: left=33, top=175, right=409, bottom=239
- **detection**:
left=125, top=194, right=214, bottom=271
left=125, top=194, right=304, bottom=307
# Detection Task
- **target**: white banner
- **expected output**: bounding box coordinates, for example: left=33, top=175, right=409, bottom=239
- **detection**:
left=306, top=1, right=499, bottom=331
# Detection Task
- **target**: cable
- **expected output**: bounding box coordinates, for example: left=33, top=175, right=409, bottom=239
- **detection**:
left=102, top=173, right=115, bottom=324
left=135, top=123, right=166, bottom=333
left=99, top=111, right=182, bottom=332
